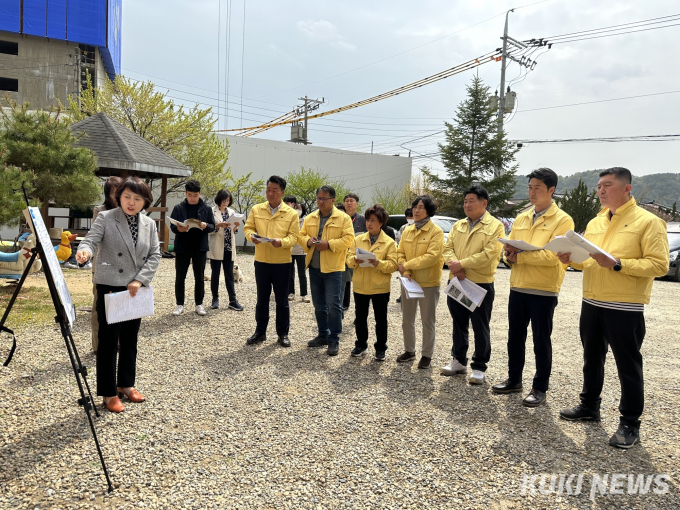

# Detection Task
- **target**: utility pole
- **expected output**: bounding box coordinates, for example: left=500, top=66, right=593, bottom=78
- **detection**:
left=495, top=9, right=513, bottom=178
left=291, top=96, right=325, bottom=145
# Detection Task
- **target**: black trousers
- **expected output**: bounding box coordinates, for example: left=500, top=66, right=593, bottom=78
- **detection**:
left=210, top=250, right=236, bottom=302
left=353, top=292, right=390, bottom=352
left=579, top=301, right=645, bottom=428
left=343, top=281, right=352, bottom=308
left=288, top=254, right=308, bottom=297
left=175, top=250, right=207, bottom=306
left=446, top=282, right=495, bottom=372
left=254, top=261, right=291, bottom=337
left=95, top=284, right=141, bottom=397
left=507, top=290, right=558, bottom=392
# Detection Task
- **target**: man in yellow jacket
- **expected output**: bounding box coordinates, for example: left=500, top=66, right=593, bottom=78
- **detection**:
left=557, top=167, right=669, bottom=449
left=243, top=176, right=300, bottom=348
left=298, top=185, right=355, bottom=356
left=492, top=168, right=574, bottom=408
left=440, top=186, right=505, bottom=385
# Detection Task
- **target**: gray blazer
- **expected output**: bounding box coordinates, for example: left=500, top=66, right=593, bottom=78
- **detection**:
left=79, top=208, right=161, bottom=287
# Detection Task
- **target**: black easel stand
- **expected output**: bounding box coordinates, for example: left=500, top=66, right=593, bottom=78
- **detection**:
left=0, top=244, right=114, bottom=493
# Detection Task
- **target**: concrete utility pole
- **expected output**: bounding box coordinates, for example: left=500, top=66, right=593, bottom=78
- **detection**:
left=294, top=96, right=325, bottom=145
left=495, top=9, right=513, bottom=178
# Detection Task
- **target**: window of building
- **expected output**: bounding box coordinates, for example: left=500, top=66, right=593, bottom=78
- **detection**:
left=0, top=40, right=19, bottom=56
left=0, top=77, right=19, bottom=92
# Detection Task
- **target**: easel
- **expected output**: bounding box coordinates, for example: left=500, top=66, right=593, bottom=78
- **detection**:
left=0, top=201, right=114, bottom=493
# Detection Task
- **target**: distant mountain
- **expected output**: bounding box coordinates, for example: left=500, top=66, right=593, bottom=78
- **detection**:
left=512, top=170, right=680, bottom=207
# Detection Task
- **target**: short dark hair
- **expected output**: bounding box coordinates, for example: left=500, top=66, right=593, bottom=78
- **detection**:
left=283, top=195, right=297, bottom=204
left=266, top=175, right=287, bottom=190
left=316, top=185, right=336, bottom=199
left=103, top=176, right=123, bottom=210
left=463, top=185, right=489, bottom=202
left=404, top=207, right=413, bottom=217
left=343, top=193, right=360, bottom=202
left=299, top=203, right=308, bottom=216
left=214, top=189, right=232, bottom=207
left=185, top=179, right=201, bottom=193
left=411, top=195, right=437, bottom=217
left=364, top=204, right=389, bottom=226
left=335, top=203, right=346, bottom=212
left=115, top=177, right=153, bottom=209
left=599, top=167, right=632, bottom=185
left=527, top=168, right=558, bottom=195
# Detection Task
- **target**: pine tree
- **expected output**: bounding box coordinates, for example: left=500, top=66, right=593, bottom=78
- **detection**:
left=426, top=76, right=520, bottom=218
left=556, top=179, right=601, bottom=232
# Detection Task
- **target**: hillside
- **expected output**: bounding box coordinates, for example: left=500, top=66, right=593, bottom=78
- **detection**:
left=512, top=170, right=680, bottom=206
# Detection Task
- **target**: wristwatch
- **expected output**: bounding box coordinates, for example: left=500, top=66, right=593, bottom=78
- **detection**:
left=613, top=259, right=622, bottom=272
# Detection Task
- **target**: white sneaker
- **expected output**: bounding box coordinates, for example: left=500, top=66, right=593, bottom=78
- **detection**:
left=288, top=293, right=295, bottom=301
left=440, top=358, right=468, bottom=376
left=301, top=295, right=310, bottom=303
left=80, top=261, right=92, bottom=270
left=469, top=370, right=485, bottom=385
left=63, top=261, right=78, bottom=269
left=172, top=305, right=184, bottom=316
left=195, top=305, right=207, bottom=316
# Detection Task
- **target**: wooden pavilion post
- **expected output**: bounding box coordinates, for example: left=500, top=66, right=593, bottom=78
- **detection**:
left=160, top=176, right=169, bottom=248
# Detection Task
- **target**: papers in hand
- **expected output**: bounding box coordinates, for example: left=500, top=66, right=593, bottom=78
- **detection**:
left=498, top=230, right=615, bottom=264
left=399, top=277, right=424, bottom=299
left=225, top=213, right=245, bottom=228
left=445, top=277, right=487, bottom=312
left=251, top=233, right=274, bottom=243
left=104, top=286, right=155, bottom=324
left=355, top=247, right=377, bottom=267
left=168, top=217, right=203, bottom=230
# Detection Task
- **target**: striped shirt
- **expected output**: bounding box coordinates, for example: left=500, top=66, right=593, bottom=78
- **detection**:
left=582, top=298, right=644, bottom=312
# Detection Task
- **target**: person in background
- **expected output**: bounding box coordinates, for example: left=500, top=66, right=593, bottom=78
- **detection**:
left=492, top=168, right=574, bottom=407
left=89, top=176, right=122, bottom=353
left=299, top=185, right=355, bottom=356
left=75, top=177, right=161, bottom=413
left=346, top=204, right=398, bottom=361
left=170, top=179, right=215, bottom=316
left=208, top=189, right=243, bottom=311
left=243, top=176, right=300, bottom=348
left=440, top=186, right=505, bottom=385
left=284, top=196, right=310, bottom=303
left=396, top=195, right=445, bottom=369
left=395, top=207, right=414, bottom=304
left=558, top=167, right=669, bottom=449
left=342, top=193, right=366, bottom=312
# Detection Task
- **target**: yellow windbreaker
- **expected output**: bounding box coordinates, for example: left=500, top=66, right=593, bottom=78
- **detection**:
left=572, top=198, right=669, bottom=304
left=442, top=212, right=505, bottom=284
left=397, top=220, right=444, bottom=288
left=506, top=202, right=574, bottom=293
left=346, top=230, right=398, bottom=295
left=243, top=201, right=300, bottom=264
left=298, top=207, right=355, bottom=273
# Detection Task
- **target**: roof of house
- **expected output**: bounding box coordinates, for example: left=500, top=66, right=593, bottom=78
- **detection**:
left=70, top=112, right=191, bottom=178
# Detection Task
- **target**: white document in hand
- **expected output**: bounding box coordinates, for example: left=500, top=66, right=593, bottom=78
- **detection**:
left=168, top=217, right=203, bottom=230
left=227, top=213, right=245, bottom=227
left=251, top=233, right=274, bottom=243
left=400, top=277, right=424, bottom=299
left=444, top=277, right=487, bottom=311
left=355, top=247, right=377, bottom=267
left=497, top=238, right=542, bottom=251
left=542, top=230, right=616, bottom=264
left=104, top=286, right=155, bottom=325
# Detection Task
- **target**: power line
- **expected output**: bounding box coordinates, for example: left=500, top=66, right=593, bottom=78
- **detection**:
left=240, top=0, right=246, bottom=128
left=516, top=90, right=680, bottom=113
left=515, top=134, right=680, bottom=144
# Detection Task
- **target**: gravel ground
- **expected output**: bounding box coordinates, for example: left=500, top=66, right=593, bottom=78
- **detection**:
left=1, top=255, right=678, bottom=509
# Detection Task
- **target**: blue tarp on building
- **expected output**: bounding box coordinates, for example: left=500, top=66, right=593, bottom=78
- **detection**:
left=0, top=0, right=21, bottom=33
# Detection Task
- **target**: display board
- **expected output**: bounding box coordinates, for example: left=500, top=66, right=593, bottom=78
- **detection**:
left=24, top=208, right=76, bottom=326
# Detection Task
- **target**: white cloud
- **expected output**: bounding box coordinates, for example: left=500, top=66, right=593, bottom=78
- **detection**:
left=296, top=20, right=357, bottom=51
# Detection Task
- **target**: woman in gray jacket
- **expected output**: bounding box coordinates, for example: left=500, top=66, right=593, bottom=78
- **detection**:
left=76, top=177, right=161, bottom=413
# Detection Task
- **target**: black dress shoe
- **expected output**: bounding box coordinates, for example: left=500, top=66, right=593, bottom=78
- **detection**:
left=307, top=336, right=328, bottom=348
left=559, top=403, right=601, bottom=422
left=522, top=388, right=547, bottom=407
left=492, top=379, right=523, bottom=394
left=277, top=336, right=291, bottom=347
left=246, top=333, right=266, bottom=345
left=327, top=342, right=339, bottom=356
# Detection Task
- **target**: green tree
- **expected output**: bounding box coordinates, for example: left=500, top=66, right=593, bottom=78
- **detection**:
left=67, top=75, right=231, bottom=205
left=229, top=172, right=265, bottom=247
left=0, top=97, right=100, bottom=226
left=0, top=158, right=33, bottom=229
left=427, top=76, right=520, bottom=218
left=284, top=167, right=353, bottom=214
left=556, top=179, right=601, bottom=232
left=371, top=183, right=412, bottom=214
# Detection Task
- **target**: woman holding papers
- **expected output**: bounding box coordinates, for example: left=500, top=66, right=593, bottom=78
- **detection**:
left=76, top=177, right=161, bottom=413
left=208, top=189, right=243, bottom=311
left=346, top=205, right=398, bottom=361
left=396, top=196, right=445, bottom=369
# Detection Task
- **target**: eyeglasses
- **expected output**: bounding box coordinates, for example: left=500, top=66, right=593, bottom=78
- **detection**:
left=316, top=197, right=333, bottom=202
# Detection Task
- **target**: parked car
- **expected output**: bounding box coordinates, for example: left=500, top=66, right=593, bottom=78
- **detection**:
left=387, top=214, right=458, bottom=244
left=666, top=222, right=680, bottom=282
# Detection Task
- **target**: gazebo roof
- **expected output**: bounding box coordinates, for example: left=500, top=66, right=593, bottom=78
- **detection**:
left=70, top=112, right=191, bottom=178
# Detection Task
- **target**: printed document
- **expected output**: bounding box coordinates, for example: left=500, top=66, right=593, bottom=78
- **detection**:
left=251, top=233, right=274, bottom=243
left=543, top=230, right=616, bottom=264
left=445, top=277, right=487, bottom=312
left=497, top=238, right=542, bottom=251
left=355, top=247, right=377, bottom=267
left=399, top=277, right=424, bottom=299
left=225, top=213, right=245, bottom=227
left=104, top=286, right=155, bottom=324
left=168, top=217, right=204, bottom=230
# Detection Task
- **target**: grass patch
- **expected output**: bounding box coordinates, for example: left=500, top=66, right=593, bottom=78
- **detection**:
left=0, top=285, right=92, bottom=331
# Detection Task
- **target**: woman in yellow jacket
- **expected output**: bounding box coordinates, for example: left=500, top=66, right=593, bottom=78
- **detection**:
left=396, top=196, right=445, bottom=369
left=346, top=204, right=398, bottom=361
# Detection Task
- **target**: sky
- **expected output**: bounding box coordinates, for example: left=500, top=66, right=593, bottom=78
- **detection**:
left=121, top=0, right=679, bottom=178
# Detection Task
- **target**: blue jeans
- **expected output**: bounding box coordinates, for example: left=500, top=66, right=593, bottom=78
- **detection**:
left=309, top=267, right=343, bottom=343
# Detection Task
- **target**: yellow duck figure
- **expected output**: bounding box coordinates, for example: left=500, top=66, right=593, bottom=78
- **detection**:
left=55, top=231, right=77, bottom=262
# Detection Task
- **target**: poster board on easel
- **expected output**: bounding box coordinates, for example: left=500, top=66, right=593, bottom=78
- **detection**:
left=23, top=207, right=76, bottom=326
